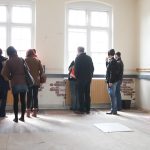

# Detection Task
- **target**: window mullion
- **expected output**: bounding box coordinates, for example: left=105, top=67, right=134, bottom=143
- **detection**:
left=7, top=3, right=11, bottom=49
left=68, top=25, right=87, bottom=29
left=31, top=2, right=35, bottom=48
left=10, top=23, right=32, bottom=27
left=108, top=11, right=112, bottom=49
left=87, top=9, right=90, bottom=56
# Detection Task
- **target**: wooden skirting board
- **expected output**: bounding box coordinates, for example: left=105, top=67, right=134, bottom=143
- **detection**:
left=136, top=68, right=150, bottom=72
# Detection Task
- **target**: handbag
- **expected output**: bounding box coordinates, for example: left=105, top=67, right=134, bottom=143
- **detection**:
left=40, top=73, right=47, bottom=83
left=21, top=58, right=35, bottom=87
left=70, top=66, right=76, bottom=79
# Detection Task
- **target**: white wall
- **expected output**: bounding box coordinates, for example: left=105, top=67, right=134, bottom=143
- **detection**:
left=36, top=0, right=65, bottom=73
left=136, top=79, right=150, bottom=111
left=36, top=0, right=137, bottom=74
left=137, top=0, right=150, bottom=68
left=136, top=0, right=150, bottom=111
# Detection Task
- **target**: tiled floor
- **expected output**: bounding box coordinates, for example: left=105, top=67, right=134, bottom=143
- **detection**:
left=0, top=109, right=150, bottom=150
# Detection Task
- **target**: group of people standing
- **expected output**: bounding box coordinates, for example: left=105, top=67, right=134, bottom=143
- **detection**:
left=0, top=46, right=44, bottom=122
left=69, top=47, right=124, bottom=115
left=106, top=49, right=124, bottom=115
left=0, top=45, right=123, bottom=122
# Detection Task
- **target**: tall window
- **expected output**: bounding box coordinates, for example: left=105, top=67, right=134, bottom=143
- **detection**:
left=65, top=2, right=112, bottom=74
left=0, top=0, right=35, bottom=57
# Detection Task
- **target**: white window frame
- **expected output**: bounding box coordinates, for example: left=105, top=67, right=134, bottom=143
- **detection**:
left=65, top=1, right=112, bottom=74
left=0, top=0, right=35, bottom=57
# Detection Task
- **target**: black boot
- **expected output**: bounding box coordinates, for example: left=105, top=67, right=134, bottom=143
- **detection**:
left=13, top=113, right=18, bottom=123
left=19, top=113, right=25, bottom=122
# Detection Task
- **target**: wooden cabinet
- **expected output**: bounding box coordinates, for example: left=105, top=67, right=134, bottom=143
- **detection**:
left=6, top=90, right=13, bottom=105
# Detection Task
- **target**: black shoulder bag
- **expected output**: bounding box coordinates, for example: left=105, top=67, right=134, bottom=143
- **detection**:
left=21, top=58, right=34, bottom=88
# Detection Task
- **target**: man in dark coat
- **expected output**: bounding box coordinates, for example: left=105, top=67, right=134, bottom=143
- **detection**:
left=74, top=47, right=94, bottom=114
left=106, top=49, right=120, bottom=115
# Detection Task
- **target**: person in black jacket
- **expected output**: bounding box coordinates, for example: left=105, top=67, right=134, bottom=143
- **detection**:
left=68, top=60, right=79, bottom=111
left=74, top=47, right=94, bottom=114
left=115, top=52, right=124, bottom=110
left=0, top=48, right=9, bottom=117
left=106, top=49, right=119, bottom=115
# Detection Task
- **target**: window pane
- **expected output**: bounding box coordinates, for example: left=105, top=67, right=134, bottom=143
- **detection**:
left=68, top=28, right=87, bottom=53
left=0, top=6, right=7, bottom=22
left=69, top=9, right=86, bottom=26
left=91, top=52, right=108, bottom=74
left=0, top=27, right=6, bottom=49
left=91, top=52, right=107, bottom=64
left=91, top=30, right=109, bottom=52
left=12, top=6, right=32, bottom=23
left=17, top=50, right=26, bottom=58
left=68, top=52, right=77, bottom=65
left=11, top=27, right=31, bottom=50
left=91, top=11, right=109, bottom=27
left=91, top=52, right=107, bottom=74
left=94, top=63, right=106, bottom=74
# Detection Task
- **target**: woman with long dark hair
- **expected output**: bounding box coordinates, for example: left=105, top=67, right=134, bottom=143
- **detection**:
left=2, top=46, right=28, bottom=122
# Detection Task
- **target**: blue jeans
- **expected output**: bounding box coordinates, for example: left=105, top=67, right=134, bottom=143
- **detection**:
left=69, top=80, right=79, bottom=110
left=116, top=80, right=122, bottom=110
left=12, top=84, right=28, bottom=94
left=108, top=82, right=117, bottom=113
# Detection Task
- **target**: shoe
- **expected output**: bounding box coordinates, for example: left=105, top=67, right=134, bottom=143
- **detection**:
left=37, top=108, right=39, bottom=113
left=113, top=112, right=117, bottom=115
left=32, top=108, right=37, bottom=117
left=0, top=115, right=6, bottom=118
left=26, top=109, right=30, bottom=118
left=13, top=118, right=18, bottom=123
left=106, top=112, right=113, bottom=115
left=86, top=111, right=90, bottom=114
left=74, top=111, right=84, bottom=114
left=19, top=117, right=25, bottom=122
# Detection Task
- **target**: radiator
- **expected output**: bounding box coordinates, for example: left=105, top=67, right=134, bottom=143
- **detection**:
left=65, top=79, right=110, bottom=105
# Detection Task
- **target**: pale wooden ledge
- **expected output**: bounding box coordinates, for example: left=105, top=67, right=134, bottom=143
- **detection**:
left=136, top=68, right=150, bottom=72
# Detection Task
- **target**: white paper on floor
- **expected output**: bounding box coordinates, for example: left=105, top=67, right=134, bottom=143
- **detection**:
left=94, top=123, right=133, bottom=133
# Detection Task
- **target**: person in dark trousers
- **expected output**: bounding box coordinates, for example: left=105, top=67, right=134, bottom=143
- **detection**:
left=115, top=52, right=124, bottom=110
left=106, top=49, right=119, bottom=115
left=68, top=60, right=79, bottom=111
left=2, top=46, right=28, bottom=123
left=74, top=47, right=94, bottom=114
left=0, top=48, right=9, bottom=117
left=25, top=49, right=43, bottom=118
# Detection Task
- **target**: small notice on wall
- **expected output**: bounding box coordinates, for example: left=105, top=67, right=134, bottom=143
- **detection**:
left=121, top=78, right=136, bottom=106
